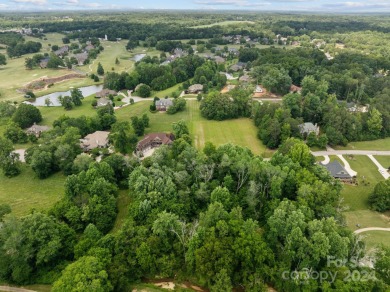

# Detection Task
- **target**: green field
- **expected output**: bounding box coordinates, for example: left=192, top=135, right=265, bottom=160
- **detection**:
left=111, top=190, right=132, bottom=233
left=0, top=33, right=160, bottom=103
left=335, top=138, right=390, bottom=151
left=341, top=155, right=384, bottom=211
left=375, top=156, right=390, bottom=169
left=0, top=165, right=65, bottom=217
left=116, top=100, right=269, bottom=156
left=361, top=231, right=390, bottom=249
left=344, top=210, right=390, bottom=231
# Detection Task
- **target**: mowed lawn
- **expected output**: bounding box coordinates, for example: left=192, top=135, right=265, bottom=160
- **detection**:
left=116, top=100, right=269, bottom=156
left=335, top=137, right=390, bottom=151
left=341, top=155, right=385, bottom=211
left=0, top=165, right=65, bottom=217
left=362, top=231, right=390, bottom=249
left=375, top=156, right=390, bottom=169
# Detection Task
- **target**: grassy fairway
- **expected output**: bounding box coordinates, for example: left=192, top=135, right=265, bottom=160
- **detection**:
left=116, top=100, right=269, bottom=156
left=111, top=190, right=132, bottom=233
left=335, top=137, right=390, bottom=151
left=341, top=155, right=384, bottom=211
left=0, top=165, right=65, bottom=217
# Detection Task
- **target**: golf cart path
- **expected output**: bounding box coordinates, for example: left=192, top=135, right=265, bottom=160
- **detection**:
left=0, top=286, right=36, bottom=292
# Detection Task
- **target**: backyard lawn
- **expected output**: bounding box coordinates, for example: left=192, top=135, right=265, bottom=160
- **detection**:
left=375, top=156, right=390, bottom=169
left=0, top=165, right=65, bottom=217
left=116, top=100, right=270, bottom=156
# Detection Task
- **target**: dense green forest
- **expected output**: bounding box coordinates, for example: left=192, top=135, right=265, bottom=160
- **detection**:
left=1, top=11, right=390, bottom=292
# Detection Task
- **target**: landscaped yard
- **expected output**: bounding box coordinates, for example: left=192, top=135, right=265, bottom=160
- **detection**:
left=335, top=137, right=390, bottom=151
left=0, top=165, right=65, bottom=217
left=116, top=100, right=270, bottom=156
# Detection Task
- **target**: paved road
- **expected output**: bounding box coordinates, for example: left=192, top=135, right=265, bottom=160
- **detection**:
left=312, top=150, right=390, bottom=156
left=354, top=227, right=390, bottom=234
left=0, top=286, right=36, bottom=292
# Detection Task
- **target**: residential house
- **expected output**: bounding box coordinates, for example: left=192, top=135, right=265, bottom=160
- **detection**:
left=75, top=52, right=88, bottom=66
left=95, top=89, right=117, bottom=98
left=298, top=122, right=320, bottom=137
left=85, top=44, right=95, bottom=52
left=54, top=45, right=69, bottom=57
left=97, top=97, right=113, bottom=107
left=290, top=84, right=302, bottom=93
left=39, top=58, right=50, bottom=69
left=239, top=75, right=251, bottom=83
left=156, top=99, right=173, bottom=111
left=136, top=133, right=175, bottom=155
left=254, top=85, right=263, bottom=93
left=186, top=84, right=204, bottom=94
left=25, top=123, right=50, bottom=137
left=321, top=161, right=354, bottom=181
left=230, top=62, right=246, bottom=72
left=80, top=131, right=110, bottom=151
left=214, top=56, right=226, bottom=64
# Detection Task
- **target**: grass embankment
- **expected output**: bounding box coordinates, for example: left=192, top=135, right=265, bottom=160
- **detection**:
left=116, top=100, right=269, bottom=156
left=0, top=165, right=65, bottom=217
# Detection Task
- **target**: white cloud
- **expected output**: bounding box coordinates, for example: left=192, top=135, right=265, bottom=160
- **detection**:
left=11, top=0, right=47, bottom=4
left=194, top=0, right=270, bottom=6
left=66, top=0, right=79, bottom=3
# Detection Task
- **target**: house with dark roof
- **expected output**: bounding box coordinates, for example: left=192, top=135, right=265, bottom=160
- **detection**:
left=156, top=99, right=173, bottom=111
left=136, top=133, right=175, bottom=156
left=321, top=161, right=354, bottom=180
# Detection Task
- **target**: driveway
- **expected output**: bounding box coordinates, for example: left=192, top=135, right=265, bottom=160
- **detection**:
left=354, top=227, right=390, bottom=234
left=367, top=155, right=390, bottom=179
left=337, top=154, right=357, bottom=177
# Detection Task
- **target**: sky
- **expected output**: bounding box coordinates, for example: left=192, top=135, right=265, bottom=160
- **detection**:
left=1, top=0, right=390, bottom=12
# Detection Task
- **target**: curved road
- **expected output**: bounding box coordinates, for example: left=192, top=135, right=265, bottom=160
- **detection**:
left=312, top=150, right=390, bottom=156
left=354, top=227, right=390, bottom=234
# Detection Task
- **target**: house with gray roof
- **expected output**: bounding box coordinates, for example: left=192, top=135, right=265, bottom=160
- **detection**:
left=186, top=84, right=204, bottom=94
left=54, top=45, right=69, bottom=57
left=298, top=122, right=320, bottom=137
left=97, top=97, right=113, bottom=107
left=80, top=131, right=110, bottom=152
left=156, top=99, right=173, bottom=111
left=321, top=161, right=353, bottom=180
left=25, top=123, right=50, bottom=137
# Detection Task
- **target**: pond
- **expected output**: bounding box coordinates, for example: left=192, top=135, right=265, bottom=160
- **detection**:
left=24, top=85, right=103, bottom=107
left=132, top=54, right=146, bottom=62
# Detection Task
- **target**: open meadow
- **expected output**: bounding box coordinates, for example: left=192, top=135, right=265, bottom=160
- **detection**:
left=0, top=165, right=65, bottom=217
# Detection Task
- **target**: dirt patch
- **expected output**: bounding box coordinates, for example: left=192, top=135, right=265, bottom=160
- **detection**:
left=220, top=85, right=236, bottom=94
left=21, top=73, right=86, bottom=92
left=154, top=282, right=175, bottom=290
left=252, top=86, right=280, bottom=99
